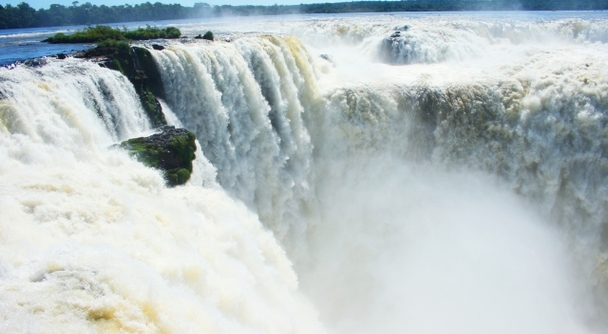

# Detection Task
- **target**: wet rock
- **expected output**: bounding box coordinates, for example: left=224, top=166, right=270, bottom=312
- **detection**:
left=23, top=58, right=48, bottom=67
left=152, top=44, right=165, bottom=51
left=380, top=28, right=415, bottom=65
left=120, top=126, right=197, bottom=187
left=380, top=24, right=415, bottom=65
left=319, top=54, right=335, bottom=65
left=82, top=45, right=167, bottom=127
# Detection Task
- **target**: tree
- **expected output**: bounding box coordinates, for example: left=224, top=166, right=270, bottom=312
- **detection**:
left=16, top=2, right=37, bottom=27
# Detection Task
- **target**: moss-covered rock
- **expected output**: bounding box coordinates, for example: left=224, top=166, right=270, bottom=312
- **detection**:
left=120, top=126, right=197, bottom=186
left=132, top=46, right=165, bottom=100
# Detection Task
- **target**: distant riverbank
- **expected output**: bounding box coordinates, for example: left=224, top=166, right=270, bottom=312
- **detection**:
left=1, top=0, right=607, bottom=30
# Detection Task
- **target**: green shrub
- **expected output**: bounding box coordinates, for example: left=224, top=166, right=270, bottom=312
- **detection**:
left=43, top=25, right=181, bottom=44
left=43, top=25, right=126, bottom=43
left=123, top=26, right=182, bottom=40
left=165, top=27, right=181, bottom=39
left=202, top=30, right=214, bottom=41
left=97, top=39, right=131, bottom=52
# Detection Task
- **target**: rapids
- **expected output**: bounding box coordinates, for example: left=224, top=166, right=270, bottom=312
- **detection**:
left=1, top=12, right=608, bottom=333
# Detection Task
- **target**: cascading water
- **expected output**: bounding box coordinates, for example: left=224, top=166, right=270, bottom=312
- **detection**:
left=151, top=35, right=320, bottom=249
left=1, top=12, right=608, bottom=333
left=0, top=59, right=323, bottom=333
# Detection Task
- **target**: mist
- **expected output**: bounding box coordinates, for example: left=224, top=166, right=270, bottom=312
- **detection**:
left=297, top=158, right=601, bottom=333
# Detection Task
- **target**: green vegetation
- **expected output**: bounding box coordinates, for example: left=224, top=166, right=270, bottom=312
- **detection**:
left=124, top=26, right=181, bottom=40
left=1, top=0, right=608, bottom=30
left=194, top=31, right=214, bottom=40
left=43, top=25, right=181, bottom=44
left=44, top=25, right=126, bottom=43
left=202, top=31, right=214, bottom=41
left=96, top=38, right=131, bottom=51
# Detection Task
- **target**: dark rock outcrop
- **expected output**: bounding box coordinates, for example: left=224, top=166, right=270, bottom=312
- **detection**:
left=380, top=26, right=413, bottom=65
left=389, top=31, right=401, bottom=38
left=381, top=33, right=404, bottom=65
left=393, top=25, right=410, bottom=32
left=79, top=44, right=167, bottom=128
left=120, top=126, right=197, bottom=186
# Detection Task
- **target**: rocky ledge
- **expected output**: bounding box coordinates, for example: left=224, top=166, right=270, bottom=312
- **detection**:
left=120, top=126, right=197, bottom=187
left=78, top=44, right=167, bottom=128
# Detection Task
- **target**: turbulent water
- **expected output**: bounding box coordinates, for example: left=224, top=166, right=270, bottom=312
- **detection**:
left=1, top=12, right=608, bottom=333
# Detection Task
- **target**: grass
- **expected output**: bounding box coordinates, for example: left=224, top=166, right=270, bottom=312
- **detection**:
left=44, top=25, right=181, bottom=44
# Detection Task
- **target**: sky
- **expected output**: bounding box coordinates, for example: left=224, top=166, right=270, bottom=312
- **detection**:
left=2, top=0, right=334, bottom=9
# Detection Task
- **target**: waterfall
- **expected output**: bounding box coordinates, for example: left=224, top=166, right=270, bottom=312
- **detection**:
left=153, top=27, right=608, bottom=254
left=2, top=12, right=608, bottom=333
left=154, top=16, right=608, bottom=332
left=0, top=58, right=323, bottom=333
left=152, top=36, right=320, bottom=247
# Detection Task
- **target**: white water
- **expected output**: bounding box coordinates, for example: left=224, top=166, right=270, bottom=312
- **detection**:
left=0, top=59, right=322, bottom=333
left=2, top=12, right=608, bottom=333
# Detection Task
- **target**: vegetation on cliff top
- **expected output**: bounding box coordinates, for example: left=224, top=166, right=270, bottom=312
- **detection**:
left=43, top=25, right=181, bottom=44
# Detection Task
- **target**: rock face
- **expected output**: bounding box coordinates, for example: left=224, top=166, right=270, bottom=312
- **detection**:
left=120, top=126, right=197, bottom=186
left=79, top=45, right=167, bottom=127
